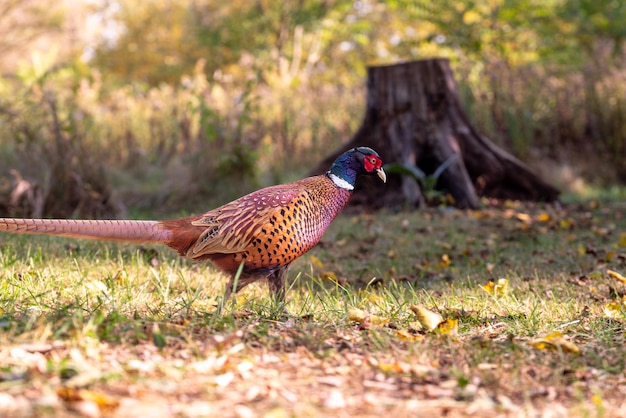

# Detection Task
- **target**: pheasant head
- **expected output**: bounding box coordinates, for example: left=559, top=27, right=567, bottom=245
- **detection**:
left=327, top=147, right=386, bottom=190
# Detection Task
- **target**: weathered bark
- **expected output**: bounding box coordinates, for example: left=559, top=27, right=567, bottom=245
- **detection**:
left=313, top=59, right=560, bottom=209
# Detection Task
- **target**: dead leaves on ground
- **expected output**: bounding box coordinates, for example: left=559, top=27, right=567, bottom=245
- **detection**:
left=57, top=388, right=120, bottom=416
left=348, top=308, right=389, bottom=327
left=409, top=305, right=458, bottom=336
left=3, top=201, right=624, bottom=417
left=348, top=304, right=458, bottom=343
left=482, top=278, right=509, bottom=296
left=529, top=331, right=580, bottom=354
left=346, top=275, right=597, bottom=355
left=607, top=269, right=626, bottom=284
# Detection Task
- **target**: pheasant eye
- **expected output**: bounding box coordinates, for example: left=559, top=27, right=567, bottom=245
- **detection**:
left=363, top=155, right=380, bottom=172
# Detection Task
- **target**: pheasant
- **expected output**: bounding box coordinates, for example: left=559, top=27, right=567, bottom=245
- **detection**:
left=0, top=147, right=385, bottom=303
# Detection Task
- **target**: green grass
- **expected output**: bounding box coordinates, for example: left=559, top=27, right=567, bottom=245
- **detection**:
left=1, top=199, right=625, bottom=417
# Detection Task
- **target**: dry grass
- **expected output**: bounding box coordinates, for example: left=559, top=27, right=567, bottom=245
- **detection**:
left=1, top=196, right=626, bottom=417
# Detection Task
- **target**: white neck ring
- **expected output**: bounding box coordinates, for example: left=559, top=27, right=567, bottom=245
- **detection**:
left=328, top=173, right=354, bottom=191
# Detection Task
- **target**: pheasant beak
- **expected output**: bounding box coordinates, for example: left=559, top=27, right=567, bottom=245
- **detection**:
left=376, top=167, right=387, bottom=183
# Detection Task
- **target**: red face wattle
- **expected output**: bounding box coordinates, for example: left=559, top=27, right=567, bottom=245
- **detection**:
left=363, top=155, right=382, bottom=173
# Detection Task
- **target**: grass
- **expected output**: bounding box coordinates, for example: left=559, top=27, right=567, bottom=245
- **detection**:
left=1, top=198, right=625, bottom=417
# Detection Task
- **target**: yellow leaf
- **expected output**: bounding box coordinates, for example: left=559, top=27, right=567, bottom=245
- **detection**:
left=482, top=280, right=496, bottom=294
left=367, top=293, right=384, bottom=305
left=321, top=271, right=339, bottom=282
left=617, top=232, right=626, bottom=247
left=591, top=394, right=603, bottom=408
left=529, top=331, right=580, bottom=354
left=347, top=308, right=388, bottom=326
left=438, top=254, right=451, bottom=268
left=536, top=212, right=551, bottom=222
left=309, top=255, right=324, bottom=270
left=410, top=305, right=443, bottom=331
left=378, top=362, right=407, bottom=373
left=113, top=270, right=128, bottom=284
left=604, top=301, right=625, bottom=318
left=394, top=329, right=425, bottom=342
left=471, top=210, right=487, bottom=219
left=348, top=308, right=367, bottom=322
left=559, top=219, right=574, bottom=229
left=577, top=244, right=586, bottom=257
left=57, top=388, right=119, bottom=409
left=482, top=278, right=509, bottom=296
left=607, top=269, right=626, bottom=284
left=437, top=318, right=458, bottom=336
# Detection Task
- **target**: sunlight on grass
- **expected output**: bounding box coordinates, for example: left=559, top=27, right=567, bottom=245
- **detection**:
left=0, top=199, right=625, bottom=416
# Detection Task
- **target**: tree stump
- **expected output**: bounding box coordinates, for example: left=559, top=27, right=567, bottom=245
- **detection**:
left=313, top=59, right=560, bottom=209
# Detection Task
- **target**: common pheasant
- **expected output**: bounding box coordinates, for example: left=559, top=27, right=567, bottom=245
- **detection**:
left=0, top=147, right=385, bottom=303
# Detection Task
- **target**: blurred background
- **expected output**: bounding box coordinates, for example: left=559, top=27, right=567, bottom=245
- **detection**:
left=1, top=0, right=625, bottom=218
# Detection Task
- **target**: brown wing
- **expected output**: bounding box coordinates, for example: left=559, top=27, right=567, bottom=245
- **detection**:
left=186, top=183, right=309, bottom=258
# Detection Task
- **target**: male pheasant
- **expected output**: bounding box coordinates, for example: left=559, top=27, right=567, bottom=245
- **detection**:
left=0, top=147, right=385, bottom=302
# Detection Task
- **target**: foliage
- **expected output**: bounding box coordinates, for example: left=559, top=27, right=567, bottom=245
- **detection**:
left=1, top=0, right=626, bottom=217
left=384, top=155, right=459, bottom=204
left=0, top=54, right=117, bottom=219
left=0, top=0, right=65, bottom=66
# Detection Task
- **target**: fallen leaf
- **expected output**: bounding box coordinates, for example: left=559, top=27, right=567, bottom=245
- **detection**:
left=592, top=394, right=604, bottom=408
left=529, top=331, right=580, bottom=354
left=536, top=213, right=551, bottom=222
left=366, top=293, right=384, bottom=305
left=410, top=305, right=443, bottom=331
left=437, top=318, right=458, bottom=336
left=607, top=269, right=626, bottom=284
left=378, top=361, right=409, bottom=373
left=348, top=308, right=388, bottom=326
left=438, top=254, right=451, bottom=268
left=482, top=278, right=509, bottom=296
left=112, top=270, right=128, bottom=285
left=57, top=388, right=119, bottom=410
left=394, top=329, right=425, bottom=342
left=321, top=272, right=339, bottom=282
left=604, top=301, right=624, bottom=319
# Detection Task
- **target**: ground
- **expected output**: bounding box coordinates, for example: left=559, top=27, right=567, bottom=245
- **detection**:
left=1, top=197, right=625, bottom=417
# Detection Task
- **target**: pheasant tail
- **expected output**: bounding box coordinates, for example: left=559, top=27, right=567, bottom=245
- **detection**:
left=0, top=218, right=172, bottom=243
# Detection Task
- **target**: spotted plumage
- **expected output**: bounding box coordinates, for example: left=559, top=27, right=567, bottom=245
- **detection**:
left=0, top=147, right=386, bottom=303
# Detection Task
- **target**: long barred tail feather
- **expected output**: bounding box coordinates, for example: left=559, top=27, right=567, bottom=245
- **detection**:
left=0, top=218, right=172, bottom=244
